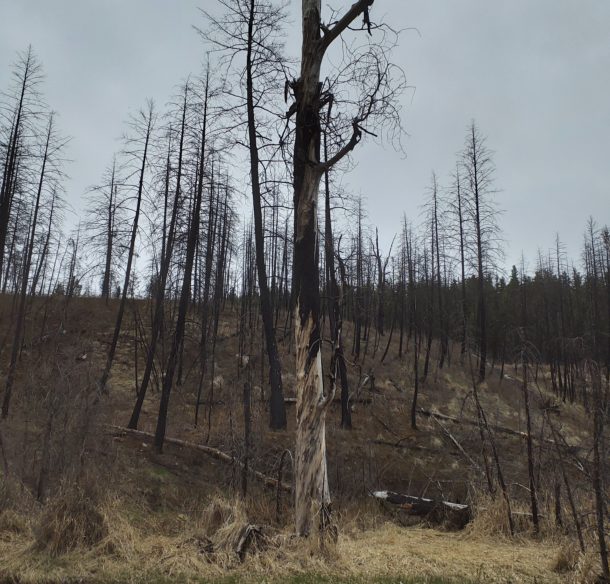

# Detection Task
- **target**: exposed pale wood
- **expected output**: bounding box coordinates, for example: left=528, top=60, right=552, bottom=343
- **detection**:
left=235, top=524, right=263, bottom=561
left=371, top=490, right=471, bottom=528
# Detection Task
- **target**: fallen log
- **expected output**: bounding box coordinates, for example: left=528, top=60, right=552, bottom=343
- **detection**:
left=417, top=408, right=529, bottom=439
left=429, top=413, right=482, bottom=473
left=371, top=490, right=471, bottom=529
left=283, top=397, right=372, bottom=405
left=417, top=407, right=583, bottom=452
left=106, top=425, right=292, bottom=493
left=370, top=439, right=440, bottom=453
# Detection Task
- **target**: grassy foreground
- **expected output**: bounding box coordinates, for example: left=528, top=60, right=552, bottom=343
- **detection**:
left=0, top=509, right=574, bottom=584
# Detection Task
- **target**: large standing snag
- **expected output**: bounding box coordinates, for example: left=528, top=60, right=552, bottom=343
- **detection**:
left=290, top=0, right=403, bottom=537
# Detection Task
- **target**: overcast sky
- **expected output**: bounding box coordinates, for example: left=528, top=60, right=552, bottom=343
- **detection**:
left=1, top=0, right=608, bottom=274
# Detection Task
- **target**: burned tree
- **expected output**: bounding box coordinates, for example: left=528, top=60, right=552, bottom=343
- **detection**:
left=99, top=102, right=155, bottom=393
left=2, top=113, right=67, bottom=418
left=286, top=0, right=404, bottom=536
left=83, top=158, right=128, bottom=303
left=322, top=129, right=351, bottom=429
left=128, top=83, right=189, bottom=430
left=154, top=71, right=211, bottom=452
left=461, top=121, right=501, bottom=381
left=200, top=0, right=288, bottom=430
left=0, top=47, right=44, bottom=287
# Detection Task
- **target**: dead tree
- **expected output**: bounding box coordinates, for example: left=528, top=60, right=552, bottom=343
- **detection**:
left=2, top=113, right=66, bottom=418
left=83, top=158, right=128, bottom=303
left=323, top=129, right=351, bottom=429
left=194, top=162, right=219, bottom=427
left=373, top=227, right=394, bottom=339
left=449, top=162, right=468, bottom=361
left=287, top=0, right=404, bottom=536
left=461, top=121, right=501, bottom=381
left=154, top=72, right=210, bottom=452
left=406, top=225, right=419, bottom=429
left=431, top=173, right=448, bottom=368
left=242, top=0, right=287, bottom=429
left=99, top=102, right=155, bottom=393
left=128, top=85, right=189, bottom=430
left=0, top=47, right=44, bottom=287
left=519, top=337, right=540, bottom=533
left=200, top=0, right=288, bottom=429
left=590, top=360, right=609, bottom=580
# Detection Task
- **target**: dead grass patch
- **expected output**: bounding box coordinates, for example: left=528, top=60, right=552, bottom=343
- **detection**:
left=33, top=483, right=107, bottom=556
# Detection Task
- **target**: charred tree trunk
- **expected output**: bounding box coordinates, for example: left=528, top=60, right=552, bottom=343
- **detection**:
left=591, top=362, right=609, bottom=580
left=154, top=76, right=208, bottom=452
left=521, top=356, right=539, bottom=533
left=245, top=2, right=286, bottom=430
left=101, top=162, right=117, bottom=303
left=128, top=89, right=188, bottom=429
left=2, top=114, right=53, bottom=418
left=99, top=105, right=153, bottom=393
left=291, top=0, right=375, bottom=537
left=456, top=167, right=467, bottom=360
left=432, top=174, right=447, bottom=368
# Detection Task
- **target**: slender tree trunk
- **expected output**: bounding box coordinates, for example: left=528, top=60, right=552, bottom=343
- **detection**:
left=195, top=163, right=218, bottom=426
left=470, top=126, right=488, bottom=381
left=591, top=362, right=609, bottom=579
left=99, top=107, right=153, bottom=393
left=2, top=115, right=52, bottom=418
left=432, top=176, right=447, bottom=368
left=30, top=188, right=56, bottom=297
left=245, top=2, right=286, bottom=429
left=522, top=357, right=539, bottom=533
left=154, top=77, right=208, bottom=452
left=128, top=92, right=187, bottom=429
left=324, top=131, right=351, bottom=429
left=457, top=170, right=467, bottom=360
left=101, top=162, right=116, bottom=302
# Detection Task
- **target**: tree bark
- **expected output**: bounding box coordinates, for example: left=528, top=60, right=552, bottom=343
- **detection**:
left=2, top=115, right=53, bottom=418
left=128, top=90, right=187, bottom=430
left=99, top=106, right=152, bottom=393
left=292, top=0, right=374, bottom=537
left=154, top=76, right=208, bottom=452
left=245, top=1, right=286, bottom=430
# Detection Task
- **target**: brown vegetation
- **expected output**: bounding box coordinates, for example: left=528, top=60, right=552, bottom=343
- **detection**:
left=0, top=295, right=604, bottom=582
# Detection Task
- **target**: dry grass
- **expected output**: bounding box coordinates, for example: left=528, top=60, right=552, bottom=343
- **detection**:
left=0, top=500, right=572, bottom=583
left=0, top=297, right=601, bottom=583
left=553, top=541, right=582, bottom=574
left=33, top=482, right=107, bottom=556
